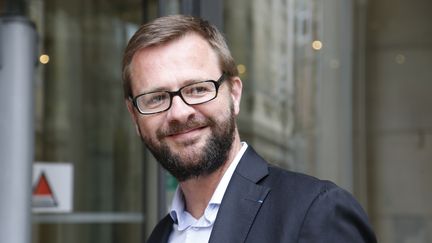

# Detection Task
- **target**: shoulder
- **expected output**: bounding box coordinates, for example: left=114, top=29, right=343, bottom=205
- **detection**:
left=265, top=164, right=338, bottom=196
left=263, top=164, right=366, bottom=217
left=237, top=146, right=342, bottom=202
left=260, top=166, right=377, bottom=242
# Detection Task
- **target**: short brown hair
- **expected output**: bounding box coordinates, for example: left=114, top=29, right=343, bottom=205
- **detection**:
left=122, top=15, right=238, bottom=98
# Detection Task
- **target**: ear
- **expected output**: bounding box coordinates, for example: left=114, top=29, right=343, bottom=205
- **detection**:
left=230, top=76, right=243, bottom=116
left=125, top=99, right=141, bottom=137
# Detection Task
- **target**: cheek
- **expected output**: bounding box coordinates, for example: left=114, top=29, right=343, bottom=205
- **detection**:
left=220, top=93, right=235, bottom=115
left=136, top=118, right=159, bottom=138
left=209, top=98, right=234, bottom=123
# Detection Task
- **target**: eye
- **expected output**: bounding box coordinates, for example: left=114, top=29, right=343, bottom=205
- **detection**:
left=183, top=82, right=214, bottom=97
left=141, top=92, right=169, bottom=108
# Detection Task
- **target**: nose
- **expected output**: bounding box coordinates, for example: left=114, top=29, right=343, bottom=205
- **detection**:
left=165, top=95, right=195, bottom=122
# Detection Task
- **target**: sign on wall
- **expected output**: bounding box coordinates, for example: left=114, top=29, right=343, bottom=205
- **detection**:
left=32, top=163, right=74, bottom=213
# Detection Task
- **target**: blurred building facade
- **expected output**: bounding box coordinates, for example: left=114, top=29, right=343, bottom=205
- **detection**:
left=1, top=0, right=431, bottom=242
left=366, top=1, right=432, bottom=242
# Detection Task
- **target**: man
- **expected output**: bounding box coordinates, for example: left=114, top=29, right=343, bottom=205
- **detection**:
left=122, top=15, right=377, bottom=243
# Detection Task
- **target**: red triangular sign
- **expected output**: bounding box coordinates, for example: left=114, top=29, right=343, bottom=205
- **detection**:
left=32, top=172, right=57, bottom=207
left=33, top=172, right=54, bottom=196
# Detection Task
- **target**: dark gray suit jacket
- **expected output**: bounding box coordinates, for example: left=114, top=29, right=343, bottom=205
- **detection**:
left=147, top=147, right=377, bottom=243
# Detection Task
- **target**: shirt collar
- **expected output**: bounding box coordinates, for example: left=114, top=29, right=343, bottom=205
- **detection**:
left=169, top=142, right=248, bottom=229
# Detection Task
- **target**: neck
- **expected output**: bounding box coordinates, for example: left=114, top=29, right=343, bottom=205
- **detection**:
left=179, top=133, right=242, bottom=219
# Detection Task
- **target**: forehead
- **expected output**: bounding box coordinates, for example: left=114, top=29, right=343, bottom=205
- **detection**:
left=129, top=33, right=221, bottom=92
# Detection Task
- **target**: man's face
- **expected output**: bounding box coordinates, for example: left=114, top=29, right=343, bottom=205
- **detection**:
left=127, top=33, right=242, bottom=181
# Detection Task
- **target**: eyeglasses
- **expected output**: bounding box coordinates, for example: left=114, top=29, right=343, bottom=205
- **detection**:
left=130, top=73, right=227, bottom=115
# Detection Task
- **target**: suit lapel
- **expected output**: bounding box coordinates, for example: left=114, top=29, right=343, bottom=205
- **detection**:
left=146, top=215, right=173, bottom=243
left=209, top=147, right=270, bottom=243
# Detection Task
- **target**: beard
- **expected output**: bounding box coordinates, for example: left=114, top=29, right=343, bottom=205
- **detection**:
left=141, top=104, right=236, bottom=182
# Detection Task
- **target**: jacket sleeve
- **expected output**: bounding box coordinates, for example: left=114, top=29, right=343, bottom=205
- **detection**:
left=298, top=185, right=377, bottom=243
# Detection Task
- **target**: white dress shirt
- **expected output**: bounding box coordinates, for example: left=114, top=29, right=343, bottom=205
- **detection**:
left=168, top=142, right=248, bottom=243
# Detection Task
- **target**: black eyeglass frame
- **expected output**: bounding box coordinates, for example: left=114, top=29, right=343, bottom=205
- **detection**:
left=130, top=73, right=227, bottom=115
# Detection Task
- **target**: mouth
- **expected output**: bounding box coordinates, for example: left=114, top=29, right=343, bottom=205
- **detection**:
left=157, top=118, right=214, bottom=145
left=165, top=126, right=207, bottom=143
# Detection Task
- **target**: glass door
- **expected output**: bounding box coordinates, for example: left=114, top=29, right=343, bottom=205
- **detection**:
left=29, top=0, right=145, bottom=242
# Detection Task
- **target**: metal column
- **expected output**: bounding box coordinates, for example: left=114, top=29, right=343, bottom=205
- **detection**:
left=0, top=15, right=37, bottom=243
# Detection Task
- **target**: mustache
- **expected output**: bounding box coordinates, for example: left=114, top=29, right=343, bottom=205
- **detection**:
left=156, top=117, right=215, bottom=138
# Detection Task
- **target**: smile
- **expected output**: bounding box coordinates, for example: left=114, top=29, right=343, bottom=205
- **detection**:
left=166, top=126, right=207, bottom=142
